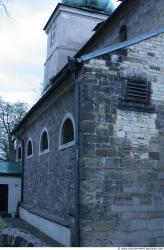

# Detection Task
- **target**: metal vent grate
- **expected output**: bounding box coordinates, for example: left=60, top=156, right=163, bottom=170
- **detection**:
left=118, top=78, right=154, bottom=112
left=126, top=80, right=150, bottom=105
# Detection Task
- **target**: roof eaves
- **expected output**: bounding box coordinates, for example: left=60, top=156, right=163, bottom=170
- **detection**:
left=76, top=26, right=164, bottom=63
left=12, top=2, right=126, bottom=135
left=11, top=64, right=70, bottom=135
left=76, top=0, right=127, bottom=57
left=0, top=161, right=21, bottom=175
left=44, top=3, right=109, bottom=32
left=43, top=3, right=60, bottom=31
left=12, top=26, right=164, bottom=135
left=0, top=173, right=21, bottom=177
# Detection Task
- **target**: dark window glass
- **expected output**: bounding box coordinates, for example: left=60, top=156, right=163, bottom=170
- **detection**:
left=120, top=25, right=127, bottom=42
left=62, top=118, right=74, bottom=144
left=27, top=140, right=32, bottom=156
left=18, top=147, right=22, bottom=160
left=40, top=131, right=48, bottom=151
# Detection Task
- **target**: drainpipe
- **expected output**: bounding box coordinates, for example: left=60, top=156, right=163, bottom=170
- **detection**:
left=16, top=134, right=25, bottom=203
left=68, top=57, right=80, bottom=247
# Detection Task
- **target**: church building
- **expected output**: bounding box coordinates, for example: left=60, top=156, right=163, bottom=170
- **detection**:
left=12, top=0, right=164, bottom=247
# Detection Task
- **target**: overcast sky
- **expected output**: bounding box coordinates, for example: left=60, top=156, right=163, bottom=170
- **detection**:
left=0, top=0, right=120, bottom=107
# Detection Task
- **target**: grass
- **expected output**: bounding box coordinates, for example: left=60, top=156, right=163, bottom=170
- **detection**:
left=0, top=217, right=8, bottom=230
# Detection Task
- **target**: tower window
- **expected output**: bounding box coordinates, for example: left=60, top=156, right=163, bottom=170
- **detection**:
left=50, top=26, right=56, bottom=47
left=119, top=25, right=128, bottom=42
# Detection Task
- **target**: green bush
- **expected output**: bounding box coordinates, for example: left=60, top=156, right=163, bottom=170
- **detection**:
left=0, top=217, right=8, bottom=229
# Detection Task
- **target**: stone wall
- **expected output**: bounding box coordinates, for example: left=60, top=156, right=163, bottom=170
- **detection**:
left=17, top=80, right=76, bottom=244
left=81, top=0, right=164, bottom=54
left=78, top=32, right=164, bottom=246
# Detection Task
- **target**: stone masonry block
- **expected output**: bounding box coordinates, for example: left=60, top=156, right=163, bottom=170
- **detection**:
left=149, top=152, right=160, bottom=160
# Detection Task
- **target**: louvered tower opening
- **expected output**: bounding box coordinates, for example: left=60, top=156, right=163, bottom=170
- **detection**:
left=126, top=80, right=150, bottom=106
left=118, top=77, right=154, bottom=112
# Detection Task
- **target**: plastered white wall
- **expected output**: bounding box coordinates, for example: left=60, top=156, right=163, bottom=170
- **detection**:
left=0, top=176, right=21, bottom=214
left=19, top=207, right=70, bottom=246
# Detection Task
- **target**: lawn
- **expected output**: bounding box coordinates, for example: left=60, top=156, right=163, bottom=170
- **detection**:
left=0, top=217, right=8, bottom=230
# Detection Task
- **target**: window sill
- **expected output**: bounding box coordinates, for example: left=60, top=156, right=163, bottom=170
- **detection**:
left=59, top=141, right=75, bottom=151
left=39, top=149, right=49, bottom=156
left=16, top=159, right=22, bottom=163
left=118, top=102, right=155, bottom=113
left=26, top=155, right=33, bottom=160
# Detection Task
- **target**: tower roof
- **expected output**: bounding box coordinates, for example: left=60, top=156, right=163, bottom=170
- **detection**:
left=62, top=0, right=115, bottom=14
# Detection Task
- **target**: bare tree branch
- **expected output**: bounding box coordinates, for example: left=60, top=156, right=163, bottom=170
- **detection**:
left=0, top=0, right=8, bottom=15
left=0, top=97, right=28, bottom=161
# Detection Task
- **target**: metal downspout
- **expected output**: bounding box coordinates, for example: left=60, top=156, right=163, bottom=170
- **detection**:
left=68, top=57, right=80, bottom=247
left=16, top=134, right=25, bottom=203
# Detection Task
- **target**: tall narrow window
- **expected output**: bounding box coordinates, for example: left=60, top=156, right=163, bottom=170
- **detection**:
left=59, top=113, right=75, bottom=150
left=50, top=25, right=56, bottom=47
left=119, top=25, right=127, bottom=42
left=62, top=118, right=74, bottom=144
left=40, top=130, right=49, bottom=153
left=27, top=139, right=33, bottom=157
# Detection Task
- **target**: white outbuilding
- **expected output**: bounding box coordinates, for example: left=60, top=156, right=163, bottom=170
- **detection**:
left=0, top=161, right=21, bottom=217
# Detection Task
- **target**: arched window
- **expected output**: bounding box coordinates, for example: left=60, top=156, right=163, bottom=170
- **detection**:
left=63, top=118, right=74, bottom=144
left=59, top=113, right=75, bottom=150
left=17, top=145, right=22, bottom=161
left=119, top=25, right=128, bottom=42
left=40, top=129, right=49, bottom=154
left=26, top=139, right=33, bottom=157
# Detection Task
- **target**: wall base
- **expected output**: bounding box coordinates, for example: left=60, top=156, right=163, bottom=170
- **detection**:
left=19, top=207, right=70, bottom=246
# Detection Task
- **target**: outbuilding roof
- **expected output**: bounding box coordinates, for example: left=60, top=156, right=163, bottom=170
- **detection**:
left=0, top=161, right=21, bottom=177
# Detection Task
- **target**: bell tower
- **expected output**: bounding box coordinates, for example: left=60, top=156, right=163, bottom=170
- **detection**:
left=43, top=1, right=115, bottom=89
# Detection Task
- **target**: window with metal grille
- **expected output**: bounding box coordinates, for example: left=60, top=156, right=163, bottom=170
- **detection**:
left=126, top=80, right=150, bottom=106
left=118, top=78, right=154, bottom=112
